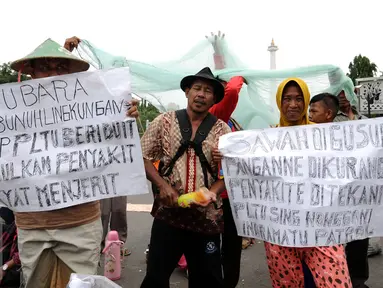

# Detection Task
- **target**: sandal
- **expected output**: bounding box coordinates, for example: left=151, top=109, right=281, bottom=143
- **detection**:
left=121, top=248, right=132, bottom=256
left=242, top=238, right=251, bottom=250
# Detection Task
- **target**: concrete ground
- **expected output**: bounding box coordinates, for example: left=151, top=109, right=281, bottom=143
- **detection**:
left=99, top=193, right=383, bottom=288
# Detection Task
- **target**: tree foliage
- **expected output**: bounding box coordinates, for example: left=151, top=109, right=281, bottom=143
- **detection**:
left=137, top=99, right=160, bottom=135
left=0, top=62, right=30, bottom=84
left=347, top=55, right=378, bottom=84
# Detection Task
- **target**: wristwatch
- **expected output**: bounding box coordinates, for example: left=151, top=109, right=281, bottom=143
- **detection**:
left=2, top=264, right=8, bottom=271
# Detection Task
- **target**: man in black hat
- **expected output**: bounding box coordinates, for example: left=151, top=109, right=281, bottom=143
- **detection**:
left=140, top=67, right=231, bottom=288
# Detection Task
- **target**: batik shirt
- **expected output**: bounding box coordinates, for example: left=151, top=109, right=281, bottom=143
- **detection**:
left=141, top=111, right=231, bottom=234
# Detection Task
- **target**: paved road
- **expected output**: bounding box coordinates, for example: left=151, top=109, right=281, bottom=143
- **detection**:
left=99, top=193, right=383, bottom=288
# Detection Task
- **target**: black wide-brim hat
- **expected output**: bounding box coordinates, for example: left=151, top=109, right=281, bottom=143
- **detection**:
left=180, top=67, right=224, bottom=103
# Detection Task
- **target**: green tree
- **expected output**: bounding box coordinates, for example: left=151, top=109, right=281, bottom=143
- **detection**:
left=347, top=55, right=378, bottom=84
left=0, top=62, right=30, bottom=84
left=137, top=99, right=160, bottom=135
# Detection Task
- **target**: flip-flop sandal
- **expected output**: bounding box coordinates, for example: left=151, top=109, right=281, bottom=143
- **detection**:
left=121, top=248, right=132, bottom=256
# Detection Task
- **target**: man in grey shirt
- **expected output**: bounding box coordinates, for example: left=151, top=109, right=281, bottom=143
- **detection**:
left=333, top=87, right=381, bottom=288
left=333, top=89, right=367, bottom=121
left=335, top=89, right=382, bottom=256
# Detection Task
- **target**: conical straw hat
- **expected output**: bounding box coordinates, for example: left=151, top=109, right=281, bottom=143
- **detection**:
left=11, top=38, right=89, bottom=75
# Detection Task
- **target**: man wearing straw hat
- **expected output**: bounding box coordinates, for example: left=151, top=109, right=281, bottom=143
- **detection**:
left=9, top=37, right=138, bottom=288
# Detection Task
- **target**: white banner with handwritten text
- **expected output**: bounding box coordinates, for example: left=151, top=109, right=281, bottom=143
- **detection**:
left=0, top=67, right=148, bottom=212
left=219, top=118, right=383, bottom=247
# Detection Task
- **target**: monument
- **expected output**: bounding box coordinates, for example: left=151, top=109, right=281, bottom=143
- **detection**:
left=267, top=38, right=278, bottom=70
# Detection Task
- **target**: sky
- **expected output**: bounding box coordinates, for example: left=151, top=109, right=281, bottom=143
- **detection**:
left=2, top=0, right=382, bottom=74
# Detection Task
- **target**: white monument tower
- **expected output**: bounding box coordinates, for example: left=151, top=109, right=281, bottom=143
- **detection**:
left=267, top=38, right=278, bottom=70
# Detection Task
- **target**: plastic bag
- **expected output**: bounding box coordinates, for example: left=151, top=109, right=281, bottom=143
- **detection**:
left=66, top=274, right=122, bottom=288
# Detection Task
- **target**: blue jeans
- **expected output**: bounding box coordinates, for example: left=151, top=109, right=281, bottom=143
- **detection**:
left=303, top=261, right=316, bottom=287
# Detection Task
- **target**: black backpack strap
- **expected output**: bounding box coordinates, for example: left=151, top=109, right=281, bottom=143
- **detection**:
left=188, top=113, right=218, bottom=186
left=193, top=141, right=216, bottom=187
left=229, top=117, right=243, bottom=131
left=176, top=109, right=192, bottom=144
left=193, top=113, right=217, bottom=145
left=162, top=110, right=218, bottom=186
left=161, top=110, right=191, bottom=177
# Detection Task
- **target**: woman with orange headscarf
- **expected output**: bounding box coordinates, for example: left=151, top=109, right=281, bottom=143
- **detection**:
left=264, top=78, right=352, bottom=288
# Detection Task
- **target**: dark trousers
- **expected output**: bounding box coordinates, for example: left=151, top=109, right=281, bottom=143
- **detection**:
left=346, top=239, right=369, bottom=288
left=101, top=196, right=128, bottom=247
left=141, top=219, right=224, bottom=288
left=303, top=261, right=316, bottom=287
left=222, top=199, right=242, bottom=288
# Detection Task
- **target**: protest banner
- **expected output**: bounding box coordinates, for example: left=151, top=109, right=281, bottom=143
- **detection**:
left=219, top=118, right=383, bottom=247
left=0, top=67, right=148, bottom=212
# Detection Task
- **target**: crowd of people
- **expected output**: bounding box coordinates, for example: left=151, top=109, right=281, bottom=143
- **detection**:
left=0, top=34, right=381, bottom=288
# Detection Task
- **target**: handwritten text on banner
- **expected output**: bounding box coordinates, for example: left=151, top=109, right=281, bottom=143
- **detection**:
left=219, top=118, right=383, bottom=247
left=0, top=67, right=148, bottom=212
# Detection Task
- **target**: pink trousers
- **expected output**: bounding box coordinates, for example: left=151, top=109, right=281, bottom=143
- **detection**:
left=264, top=242, right=352, bottom=288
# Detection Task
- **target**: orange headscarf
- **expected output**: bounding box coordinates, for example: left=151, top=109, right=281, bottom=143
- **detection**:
left=276, top=77, right=315, bottom=127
